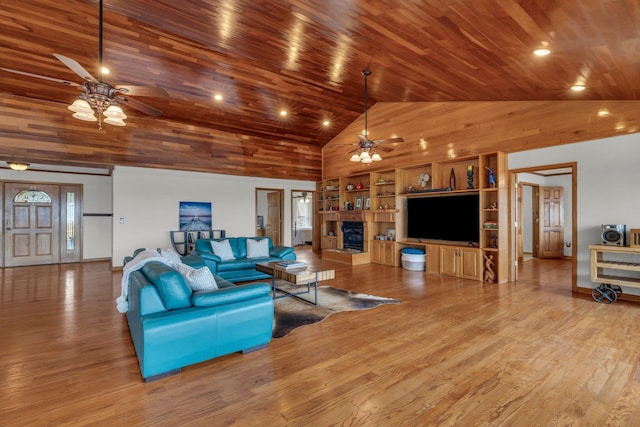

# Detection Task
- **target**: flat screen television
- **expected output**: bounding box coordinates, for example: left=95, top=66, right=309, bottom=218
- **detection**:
left=406, top=194, right=479, bottom=244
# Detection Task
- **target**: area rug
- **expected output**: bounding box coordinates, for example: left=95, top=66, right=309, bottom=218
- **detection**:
left=272, top=285, right=400, bottom=338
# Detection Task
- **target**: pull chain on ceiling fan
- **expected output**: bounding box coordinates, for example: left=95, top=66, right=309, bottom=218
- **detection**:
left=0, top=0, right=169, bottom=129
left=348, top=69, right=404, bottom=164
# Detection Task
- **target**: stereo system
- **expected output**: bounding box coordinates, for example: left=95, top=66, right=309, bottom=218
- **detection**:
left=601, top=224, right=626, bottom=246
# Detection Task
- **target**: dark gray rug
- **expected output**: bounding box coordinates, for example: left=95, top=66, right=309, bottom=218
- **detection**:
left=272, top=285, right=400, bottom=338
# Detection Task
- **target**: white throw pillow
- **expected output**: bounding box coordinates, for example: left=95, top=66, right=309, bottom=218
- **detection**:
left=246, top=238, right=269, bottom=258
left=173, top=262, right=218, bottom=291
left=210, top=239, right=235, bottom=261
left=160, top=248, right=182, bottom=266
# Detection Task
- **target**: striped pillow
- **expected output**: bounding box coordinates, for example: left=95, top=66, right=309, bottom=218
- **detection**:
left=173, top=262, right=218, bottom=291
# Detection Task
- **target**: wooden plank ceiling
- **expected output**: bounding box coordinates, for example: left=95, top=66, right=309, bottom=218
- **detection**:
left=0, top=0, right=639, bottom=180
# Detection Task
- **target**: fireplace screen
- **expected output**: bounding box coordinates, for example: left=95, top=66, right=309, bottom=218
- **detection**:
left=342, top=221, right=364, bottom=251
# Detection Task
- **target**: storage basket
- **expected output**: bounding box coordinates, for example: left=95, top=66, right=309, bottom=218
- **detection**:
left=401, top=248, right=426, bottom=271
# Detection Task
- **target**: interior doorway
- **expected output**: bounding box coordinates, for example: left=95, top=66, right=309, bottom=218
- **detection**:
left=509, top=163, right=576, bottom=290
left=291, top=190, right=314, bottom=247
left=255, top=188, right=284, bottom=246
left=519, top=182, right=539, bottom=263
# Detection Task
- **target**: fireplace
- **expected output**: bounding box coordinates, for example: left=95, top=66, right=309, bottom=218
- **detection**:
left=342, top=221, right=364, bottom=251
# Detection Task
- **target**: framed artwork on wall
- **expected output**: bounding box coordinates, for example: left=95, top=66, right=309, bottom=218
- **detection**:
left=385, top=227, right=396, bottom=241
left=179, top=201, right=212, bottom=231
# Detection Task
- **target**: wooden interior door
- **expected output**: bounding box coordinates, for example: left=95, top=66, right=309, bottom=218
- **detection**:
left=517, top=183, right=523, bottom=265
left=266, top=191, right=282, bottom=246
left=4, top=183, right=60, bottom=266
left=538, top=186, right=564, bottom=259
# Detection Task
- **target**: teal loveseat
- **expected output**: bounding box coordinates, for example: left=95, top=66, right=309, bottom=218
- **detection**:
left=123, top=255, right=273, bottom=381
left=193, top=236, right=296, bottom=282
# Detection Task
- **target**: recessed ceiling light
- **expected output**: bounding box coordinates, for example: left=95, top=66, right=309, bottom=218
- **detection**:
left=213, top=94, right=223, bottom=101
left=571, top=85, right=586, bottom=91
left=322, top=120, right=330, bottom=127
left=101, top=66, right=109, bottom=74
left=279, top=110, right=287, bottom=117
left=533, top=48, right=551, bottom=56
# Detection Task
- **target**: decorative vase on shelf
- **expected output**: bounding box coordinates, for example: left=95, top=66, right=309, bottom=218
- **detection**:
left=449, top=168, right=456, bottom=190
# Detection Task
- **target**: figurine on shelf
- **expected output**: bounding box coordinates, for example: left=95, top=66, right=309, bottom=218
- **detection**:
left=490, top=234, right=498, bottom=248
left=484, top=254, right=496, bottom=283
left=467, top=165, right=474, bottom=189
left=486, top=167, right=496, bottom=188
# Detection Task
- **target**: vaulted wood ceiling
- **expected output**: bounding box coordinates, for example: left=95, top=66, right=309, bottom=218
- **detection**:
left=1, top=1, right=639, bottom=180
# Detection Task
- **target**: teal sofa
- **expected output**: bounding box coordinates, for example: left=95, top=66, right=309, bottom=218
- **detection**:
left=193, top=236, right=296, bottom=282
left=124, top=255, right=273, bottom=381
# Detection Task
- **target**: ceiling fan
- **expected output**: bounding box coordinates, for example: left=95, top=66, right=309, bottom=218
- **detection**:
left=0, top=0, right=168, bottom=129
left=348, top=69, right=404, bottom=163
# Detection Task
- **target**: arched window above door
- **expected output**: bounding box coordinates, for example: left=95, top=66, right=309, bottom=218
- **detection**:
left=13, top=189, right=52, bottom=203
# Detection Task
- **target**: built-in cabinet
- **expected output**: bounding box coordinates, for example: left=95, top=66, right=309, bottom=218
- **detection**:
left=317, top=151, right=507, bottom=283
left=439, top=246, right=482, bottom=280
left=370, top=240, right=398, bottom=266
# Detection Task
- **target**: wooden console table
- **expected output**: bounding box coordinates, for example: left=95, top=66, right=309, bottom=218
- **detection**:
left=589, top=244, right=640, bottom=289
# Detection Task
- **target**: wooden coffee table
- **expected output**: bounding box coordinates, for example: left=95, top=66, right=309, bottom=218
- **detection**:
left=255, top=262, right=335, bottom=305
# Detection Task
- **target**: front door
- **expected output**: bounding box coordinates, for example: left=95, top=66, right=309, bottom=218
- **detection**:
left=538, top=186, right=564, bottom=259
left=4, top=183, right=60, bottom=266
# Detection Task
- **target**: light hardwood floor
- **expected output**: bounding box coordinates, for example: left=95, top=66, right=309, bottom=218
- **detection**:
left=1, top=249, right=640, bottom=426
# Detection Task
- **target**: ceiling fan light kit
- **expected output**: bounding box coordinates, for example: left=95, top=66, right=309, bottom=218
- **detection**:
left=0, top=0, right=167, bottom=130
left=347, top=69, right=404, bottom=164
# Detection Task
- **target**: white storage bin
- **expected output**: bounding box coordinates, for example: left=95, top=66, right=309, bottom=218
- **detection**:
left=401, top=252, right=425, bottom=271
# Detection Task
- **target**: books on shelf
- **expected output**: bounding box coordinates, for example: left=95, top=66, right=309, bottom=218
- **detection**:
left=276, top=260, right=307, bottom=269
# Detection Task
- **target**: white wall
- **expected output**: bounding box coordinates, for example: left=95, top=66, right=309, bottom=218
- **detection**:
left=0, top=168, right=112, bottom=260
left=112, top=166, right=316, bottom=267
left=509, top=132, right=640, bottom=293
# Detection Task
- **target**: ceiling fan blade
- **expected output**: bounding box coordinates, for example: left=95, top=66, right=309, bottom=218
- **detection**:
left=116, top=85, right=169, bottom=98
left=53, top=53, right=97, bottom=82
left=118, top=95, right=163, bottom=116
left=356, top=134, right=369, bottom=143
left=0, top=67, right=83, bottom=87
left=376, top=145, right=394, bottom=152
left=374, top=137, right=405, bottom=144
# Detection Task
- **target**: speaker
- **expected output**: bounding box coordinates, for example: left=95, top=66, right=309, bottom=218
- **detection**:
left=602, top=224, right=626, bottom=246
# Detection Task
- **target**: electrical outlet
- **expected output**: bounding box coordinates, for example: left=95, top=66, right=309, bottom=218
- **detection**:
left=119, top=217, right=125, bottom=224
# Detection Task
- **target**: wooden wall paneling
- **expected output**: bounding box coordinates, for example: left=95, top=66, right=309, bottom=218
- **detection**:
left=0, top=93, right=322, bottom=181
left=322, top=101, right=640, bottom=178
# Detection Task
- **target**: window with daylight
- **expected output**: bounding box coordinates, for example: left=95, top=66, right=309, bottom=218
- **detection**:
left=295, top=196, right=312, bottom=228
left=14, top=189, right=52, bottom=203
left=66, top=192, right=76, bottom=250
